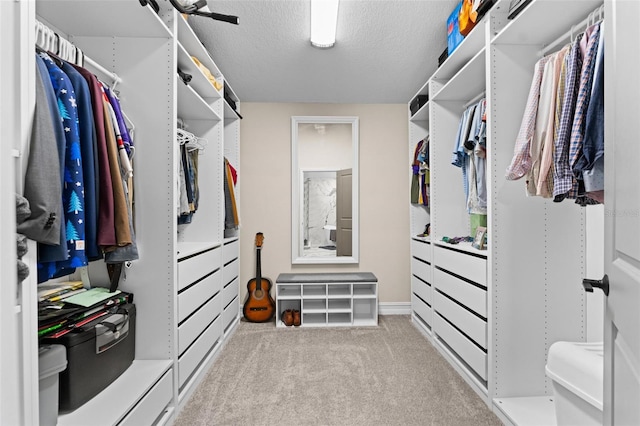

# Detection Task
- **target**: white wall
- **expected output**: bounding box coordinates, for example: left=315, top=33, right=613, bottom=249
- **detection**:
left=299, top=122, right=352, bottom=170
left=239, top=103, right=409, bottom=305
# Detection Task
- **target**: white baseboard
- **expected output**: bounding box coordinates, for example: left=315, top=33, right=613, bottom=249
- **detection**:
left=378, top=302, right=412, bottom=315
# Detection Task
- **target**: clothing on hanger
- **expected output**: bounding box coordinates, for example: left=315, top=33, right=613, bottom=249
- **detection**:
left=29, top=27, right=139, bottom=283
left=36, top=52, right=88, bottom=283
left=508, top=20, right=605, bottom=206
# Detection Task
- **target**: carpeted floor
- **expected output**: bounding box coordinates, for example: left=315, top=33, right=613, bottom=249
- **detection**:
left=174, top=315, right=502, bottom=426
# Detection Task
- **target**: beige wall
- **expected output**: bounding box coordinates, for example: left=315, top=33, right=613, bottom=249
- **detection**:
left=238, top=103, right=410, bottom=305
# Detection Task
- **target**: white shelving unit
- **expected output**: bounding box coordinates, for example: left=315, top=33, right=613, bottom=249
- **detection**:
left=4, top=1, right=242, bottom=424
left=275, top=273, right=378, bottom=328
left=407, top=0, right=604, bottom=423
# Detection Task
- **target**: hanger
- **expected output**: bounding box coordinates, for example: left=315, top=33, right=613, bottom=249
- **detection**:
left=177, top=128, right=207, bottom=152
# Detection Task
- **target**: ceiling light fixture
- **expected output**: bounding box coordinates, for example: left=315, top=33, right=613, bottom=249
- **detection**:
left=310, top=0, right=339, bottom=48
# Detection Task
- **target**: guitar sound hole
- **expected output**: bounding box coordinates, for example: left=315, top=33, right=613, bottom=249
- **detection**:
left=254, top=289, right=264, bottom=298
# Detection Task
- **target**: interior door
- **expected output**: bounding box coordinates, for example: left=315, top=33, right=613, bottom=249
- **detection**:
left=603, top=1, right=640, bottom=424
left=336, top=168, right=352, bottom=257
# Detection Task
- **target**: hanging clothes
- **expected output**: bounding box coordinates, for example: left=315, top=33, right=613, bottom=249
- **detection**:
left=568, top=23, right=601, bottom=206
left=71, top=65, right=116, bottom=248
left=37, top=52, right=88, bottom=283
left=101, top=86, right=132, bottom=250
left=28, top=38, right=139, bottom=286
left=411, top=137, right=429, bottom=206
left=553, top=36, right=583, bottom=201
left=466, top=99, right=487, bottom=214
left=19, top=54, right=64, bottom=247
left=536, top=45, right=570, bottom=198
left=505, top=56, right=551, bottom=182
left=577, top=23, right=605, bottom=203
left=452, top=104, right=476, bottom=205
left=224, top=158, right=239, bottom=230
left=177, top=142, right=199, bottom=224
left=507, top=21, right=604, bottom=206
left=61, top=61, right=101, bottom=261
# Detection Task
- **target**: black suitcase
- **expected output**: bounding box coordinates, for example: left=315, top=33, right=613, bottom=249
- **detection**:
left=46, top=303, right=136, bottom=412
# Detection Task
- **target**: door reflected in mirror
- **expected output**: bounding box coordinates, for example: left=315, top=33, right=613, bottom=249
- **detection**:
left=292, top=117, right=358, bottom=264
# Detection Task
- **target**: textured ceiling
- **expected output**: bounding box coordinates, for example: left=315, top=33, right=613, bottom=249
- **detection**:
left=189, top=0, right=459, bottom=104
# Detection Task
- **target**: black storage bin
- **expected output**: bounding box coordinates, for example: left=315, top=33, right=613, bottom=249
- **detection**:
left=49, top=303, right=136, bottom=412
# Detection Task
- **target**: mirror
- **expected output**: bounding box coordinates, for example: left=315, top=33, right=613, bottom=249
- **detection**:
left=292, top=116, right=359, bottom=264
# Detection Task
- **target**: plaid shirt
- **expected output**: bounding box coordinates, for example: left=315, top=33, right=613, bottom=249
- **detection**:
left=506, top=56, right=551, bottom=180
left=568, top=24, right=601, bottom=192
left=553, top=37, right=584, bottom=200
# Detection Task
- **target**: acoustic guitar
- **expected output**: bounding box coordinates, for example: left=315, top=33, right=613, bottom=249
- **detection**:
left=243, top=232, right=276, bottom=322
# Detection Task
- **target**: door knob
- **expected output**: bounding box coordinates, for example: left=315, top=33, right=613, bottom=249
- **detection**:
left=582, top=274, right=609, bottom=296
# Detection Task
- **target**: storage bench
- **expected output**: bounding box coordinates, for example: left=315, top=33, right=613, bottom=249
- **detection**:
left=275, top=272, right=378, bottom=327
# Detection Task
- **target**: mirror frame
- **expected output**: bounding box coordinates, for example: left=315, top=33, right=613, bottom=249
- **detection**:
left=291, top=116, right=359, bottom=264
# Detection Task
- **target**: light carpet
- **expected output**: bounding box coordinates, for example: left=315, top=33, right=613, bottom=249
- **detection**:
left=175, top=315, right=502, bottom=426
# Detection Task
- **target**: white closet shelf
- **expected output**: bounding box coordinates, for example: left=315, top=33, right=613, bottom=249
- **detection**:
left=492, top=0, right=602, bottom=47
left=493, top=396, right=557, bottom=426
left=224, top=100, right=241, bottom=120
left=177, top=78, right=221, bottom=121
left=409, top=101, right=430, bottom=122
left=177, top=42, right=222, bottom=100
left=412, top=235, right=431, bottom=243
left=177, top=15, right=222, bottom=79
left=57, top=360, right=172, bottom=426
left=431, top=19, right=486, bottom=82
left=37, top=2, right=170, bottom=38
left=223, top=81, right=241, bottom=120
left=432, top=48, right=486, bottom=103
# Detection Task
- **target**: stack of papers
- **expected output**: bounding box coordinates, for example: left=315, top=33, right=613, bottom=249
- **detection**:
left=38, top=281, right=85, bottom=302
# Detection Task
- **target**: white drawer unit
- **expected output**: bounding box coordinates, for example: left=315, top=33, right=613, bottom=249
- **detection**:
left=223, top=295, right=239, bottom=331
left=411, top=257, right=431, bottom=286
left=177, top=246, right=222, bottom=291
left=222, top=276, right=239, bottom=308
left=431, top=242, right=488, bottom=383
left=434, top=313, right=487, bottom=381
left=275, top=273, right=378, bottom=328
left=222, top=258, right=239, bottom=287
left=178, top=292, right=222, bottom=355
left=433, top=244, right=486, bottom=287
left=411, top=238, right=431, bottom=262
left=433, top=290, right=487, bottom=349
left=434, top=268, right=487, bottom=318
left=411, top=274, right=432, bottom=306
left=222, top=238, right=239, bottom=265
left=178, top=314, right=223, bottom=389
left=412, top=293, right=432, bottom=327
left=178, top=268, right=222, bottom=323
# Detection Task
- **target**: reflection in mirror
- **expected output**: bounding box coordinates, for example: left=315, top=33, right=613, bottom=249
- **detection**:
left=292, top=117, right=359, bottom=264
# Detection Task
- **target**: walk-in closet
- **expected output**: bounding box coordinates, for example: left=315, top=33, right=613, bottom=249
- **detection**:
left=2, top=0, right=638, bottom=425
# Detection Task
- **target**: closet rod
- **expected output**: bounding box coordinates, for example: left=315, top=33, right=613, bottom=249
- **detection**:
left=35, top=19, right=122, bottom=87
left=83, top=56, right=122, bottom=87
left=464, top=91, right=486, bottom=109
left=539, top=4, right=604, bottom=56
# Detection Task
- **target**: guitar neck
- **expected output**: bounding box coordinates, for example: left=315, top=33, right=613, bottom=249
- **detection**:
left=256, top=247, right=262, bottom=290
